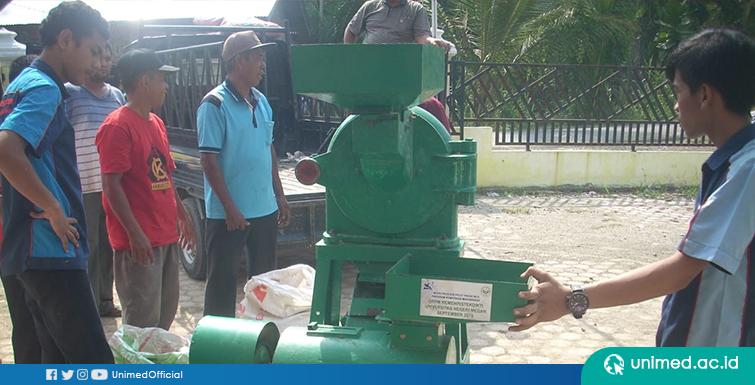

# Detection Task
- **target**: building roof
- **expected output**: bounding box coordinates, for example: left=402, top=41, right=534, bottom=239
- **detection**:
left=0, top=0, right=278, bottom=26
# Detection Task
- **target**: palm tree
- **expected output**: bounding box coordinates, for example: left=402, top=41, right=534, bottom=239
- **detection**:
left=432, top=0, right=544, bottom=62
left=516, top=0, right=637, bottom=65
left=301, top=0, right=364, bottom=44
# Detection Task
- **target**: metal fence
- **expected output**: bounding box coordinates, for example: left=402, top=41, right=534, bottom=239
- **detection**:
left=448, top=61, right=713, bottom=149
left=145, top=26, right=711, bottom=151
left=296, top=95, right=347, bottom=124
left=157, top=42, right=225, bottom=135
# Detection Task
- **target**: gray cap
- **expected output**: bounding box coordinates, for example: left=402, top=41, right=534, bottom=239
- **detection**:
left=221, top=30, right=275, bottom=62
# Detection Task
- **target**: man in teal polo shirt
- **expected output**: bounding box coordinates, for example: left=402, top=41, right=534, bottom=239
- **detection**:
left=197, top=31, right=291, bottom=317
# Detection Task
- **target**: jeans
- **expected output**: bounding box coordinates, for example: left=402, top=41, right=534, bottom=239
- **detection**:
left=17, top=269, right=114, bottom=364
left=0, top=268, right=42, bottom=363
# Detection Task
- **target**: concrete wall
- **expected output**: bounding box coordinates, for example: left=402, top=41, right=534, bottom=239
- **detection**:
left=465, top=126, right=712, bottom=188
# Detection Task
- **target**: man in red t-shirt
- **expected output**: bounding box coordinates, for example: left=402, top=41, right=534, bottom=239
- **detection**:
left=96, top=49, right=195, bottom=329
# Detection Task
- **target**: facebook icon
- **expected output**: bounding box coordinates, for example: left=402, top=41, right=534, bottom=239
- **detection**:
left=46, top=369, right=57, bottom=380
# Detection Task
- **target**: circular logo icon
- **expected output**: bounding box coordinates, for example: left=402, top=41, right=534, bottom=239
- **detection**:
left=481, top=286, right=491, bottom=296
left=604, top=354, right=625, bottom=375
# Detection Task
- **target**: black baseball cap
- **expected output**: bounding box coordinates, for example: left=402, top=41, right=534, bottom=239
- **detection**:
left=117, top=49, right=179, bottom=79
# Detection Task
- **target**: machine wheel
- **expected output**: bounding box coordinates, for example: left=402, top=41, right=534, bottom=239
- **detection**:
left=181, top=197, right=207, bottom=280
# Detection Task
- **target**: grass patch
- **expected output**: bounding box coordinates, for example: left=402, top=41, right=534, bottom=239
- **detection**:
left=630, top=183, right=698, bottom=199
left=632, top=184, right=672, bottom=199
left=480, top=183, right=699, bottom=199
left=482, top=185, right=592, bottom=197
left=677, top=184, right=699, bottom=198
left=500, top=207, right=532, bottom=215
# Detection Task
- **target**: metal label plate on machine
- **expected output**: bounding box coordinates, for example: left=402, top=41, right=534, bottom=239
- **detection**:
left=385, top=255, right=531, bottom=324
left=419, top=279, right=493, bottom=322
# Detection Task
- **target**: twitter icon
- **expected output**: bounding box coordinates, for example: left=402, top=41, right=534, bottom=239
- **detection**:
left=61, top=370, right=74, bottom=380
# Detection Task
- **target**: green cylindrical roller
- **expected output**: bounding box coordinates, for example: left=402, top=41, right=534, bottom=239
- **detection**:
left=189, top=316, right=280, bottom=364
left=272, top=327, right=456, bottom=364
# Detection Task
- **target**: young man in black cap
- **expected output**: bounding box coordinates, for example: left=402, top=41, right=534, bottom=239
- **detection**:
left=0, top=1, right=113, bottom=363
left=96, top=49, right=195, bottom=329
left=197, top=31, right=291, bottom=317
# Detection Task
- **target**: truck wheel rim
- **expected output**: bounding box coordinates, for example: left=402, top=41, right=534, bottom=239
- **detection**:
left=182, top=247, right=196, bottom=265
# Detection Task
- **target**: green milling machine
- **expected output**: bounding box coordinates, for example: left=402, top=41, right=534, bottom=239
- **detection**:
left=189, top=44, right=533, bottom=364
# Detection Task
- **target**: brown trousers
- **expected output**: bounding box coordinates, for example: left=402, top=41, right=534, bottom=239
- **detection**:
left=114, top=243, right=180, bottom=330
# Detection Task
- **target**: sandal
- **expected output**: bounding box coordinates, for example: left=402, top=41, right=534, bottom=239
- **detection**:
left=101, top=307, right=122, bottom=318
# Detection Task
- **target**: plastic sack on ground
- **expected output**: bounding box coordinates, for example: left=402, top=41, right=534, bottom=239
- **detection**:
left=236, top=264, right=315, bottom=331
left=109, top=325, right=190, bottom=364
left=236, top=297, right=310, bottom=333
left=245, top=263, right=316, bottom=318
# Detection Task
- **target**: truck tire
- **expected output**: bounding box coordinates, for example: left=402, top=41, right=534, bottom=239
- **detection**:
left=181, top=197, right=207, bottom=280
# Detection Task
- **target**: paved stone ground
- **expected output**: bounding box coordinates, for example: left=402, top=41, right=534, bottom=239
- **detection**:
left=0, top=193, right=694, bottom=364
left=461, top=194, right=694, bottom=364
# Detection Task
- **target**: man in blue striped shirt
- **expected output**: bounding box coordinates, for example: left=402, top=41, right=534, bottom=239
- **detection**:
left=512, top=28, right=755, bottom=347
left=66, top=41, right=124, bottom=318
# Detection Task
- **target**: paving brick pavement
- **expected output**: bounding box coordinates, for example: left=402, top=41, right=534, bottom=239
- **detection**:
left=0, top=193, right=694, bottom=364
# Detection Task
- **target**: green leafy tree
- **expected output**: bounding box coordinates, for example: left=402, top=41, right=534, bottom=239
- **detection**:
left=652, top=0, right=755, bottom=63
left=432, top=0, right=544, bottom=62
left=517, top=0, right=636, bottom=65
left=301, top=0, right=365, bottom=44
left=434, top=0, right=755, bottom=65
left=296, top=1, right=755, bottom=66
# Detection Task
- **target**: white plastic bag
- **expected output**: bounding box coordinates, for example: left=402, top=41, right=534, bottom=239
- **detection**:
left=236, top=297, right=310, bottom=332
left=108, top=325, right=190, bottom=364
left=236, top=264, right=315, bottom=331
left=244, top=263, right=315, bottom=318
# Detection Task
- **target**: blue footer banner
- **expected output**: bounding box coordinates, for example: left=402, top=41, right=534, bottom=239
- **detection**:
left=583, top=348, right=754, bottom=384
left=0, top=364, right=583, bottom=385
left=4, top=348, right=755, bottom=385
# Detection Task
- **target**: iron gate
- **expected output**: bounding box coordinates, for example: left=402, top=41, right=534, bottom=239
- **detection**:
left=448, top=61, right=713, bottom=149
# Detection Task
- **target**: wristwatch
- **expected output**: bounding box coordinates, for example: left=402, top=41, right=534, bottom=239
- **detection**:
left=566, top=285, right=590, bottom=319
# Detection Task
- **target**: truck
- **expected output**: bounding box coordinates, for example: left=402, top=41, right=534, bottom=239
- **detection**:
left=130, top=24, right=339, bottom=279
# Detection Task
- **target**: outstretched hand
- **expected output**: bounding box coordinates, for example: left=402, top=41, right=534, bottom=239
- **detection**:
left=510, top=267, right=571, bottom=332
